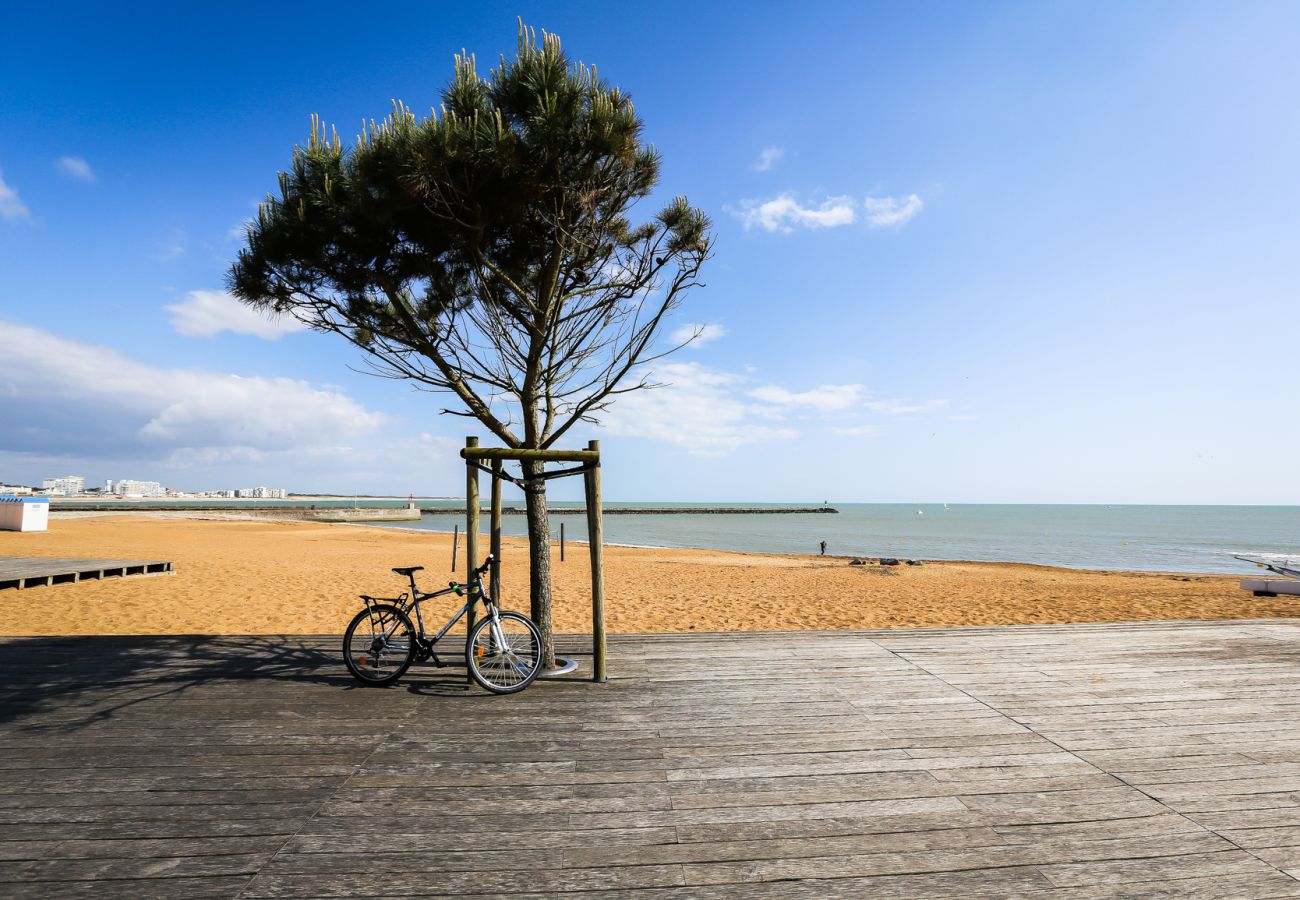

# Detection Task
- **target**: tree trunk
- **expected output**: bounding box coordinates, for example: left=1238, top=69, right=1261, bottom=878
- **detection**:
left=522, top=458, right=557, bottom=669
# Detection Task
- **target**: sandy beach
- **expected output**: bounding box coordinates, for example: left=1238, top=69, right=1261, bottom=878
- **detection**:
left=0, top=515, right=1290, bottom=636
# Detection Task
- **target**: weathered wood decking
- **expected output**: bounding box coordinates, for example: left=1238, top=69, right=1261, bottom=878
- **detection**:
left=0, top=557, right=173, bottom=591
left=5, top=621, right=1300, bottom=897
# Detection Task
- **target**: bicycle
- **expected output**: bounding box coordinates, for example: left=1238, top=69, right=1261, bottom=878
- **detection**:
left=342, top=554, right=543, bottom=694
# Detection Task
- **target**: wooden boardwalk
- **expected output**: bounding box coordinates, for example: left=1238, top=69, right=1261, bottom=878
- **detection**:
left=5, top=620, right=1300, bottom=897
left=0, top=557, right=172, bottom=591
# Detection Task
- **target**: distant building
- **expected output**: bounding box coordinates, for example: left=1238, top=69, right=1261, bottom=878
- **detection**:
left=42, top=475, right=85, bottom=496
left=0, top=483, right=32, bottom=496
left=113, top=479, right=165, bottom=498
left=235, top=487, right=286, bottom=499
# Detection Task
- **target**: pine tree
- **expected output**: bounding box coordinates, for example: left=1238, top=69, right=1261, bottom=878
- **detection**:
left=228, top=22, right=712, bottom=666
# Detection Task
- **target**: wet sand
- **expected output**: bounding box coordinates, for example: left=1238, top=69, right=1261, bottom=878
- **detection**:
left=0, top=516, right=1287, bottom=636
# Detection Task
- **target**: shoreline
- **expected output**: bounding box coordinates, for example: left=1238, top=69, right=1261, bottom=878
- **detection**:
left=356, top=522, right=1243, bottom=578
left=54, top=511, right=1258, bottom=578
left=0, top=515, right=1291, bottom=636
left=355, top=521, right=1252, bottom=578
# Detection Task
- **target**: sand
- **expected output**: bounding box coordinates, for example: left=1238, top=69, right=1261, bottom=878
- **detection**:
left=0, top=515, right=1289, bottom=636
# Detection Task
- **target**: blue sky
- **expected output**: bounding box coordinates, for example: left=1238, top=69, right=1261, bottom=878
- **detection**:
left=2, top=1, right=1298, bottom=503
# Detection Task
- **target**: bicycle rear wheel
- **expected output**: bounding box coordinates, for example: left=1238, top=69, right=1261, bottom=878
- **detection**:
left=344, top=604, right=416, bottom=686
left=466, top=611, right=542, bottom=694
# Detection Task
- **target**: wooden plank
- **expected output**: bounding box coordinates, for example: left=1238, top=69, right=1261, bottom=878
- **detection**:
left=0, top=556, right=173, bottom=590
left=4, top=622, right=1300, bottom=895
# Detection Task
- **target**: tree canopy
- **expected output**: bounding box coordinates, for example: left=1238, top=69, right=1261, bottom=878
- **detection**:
left=228, top=23, right=712, bottom=450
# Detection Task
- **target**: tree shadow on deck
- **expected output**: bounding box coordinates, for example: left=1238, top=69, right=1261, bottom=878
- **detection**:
left=0, top=634, right=481, bottom=732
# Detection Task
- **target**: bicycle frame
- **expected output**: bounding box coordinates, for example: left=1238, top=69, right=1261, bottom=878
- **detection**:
left=358, top=565, right=505, bottom=667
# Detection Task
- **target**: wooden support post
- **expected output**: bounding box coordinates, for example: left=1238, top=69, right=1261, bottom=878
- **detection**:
left=583, top=439, right=607, bottom=683
left=490, top=460, right=502, bottom=604
left=465, top=438, right=479, bottom=662
left=560, top=522, right=565, bottom=562
left=451, top=524, right=459, bottom=572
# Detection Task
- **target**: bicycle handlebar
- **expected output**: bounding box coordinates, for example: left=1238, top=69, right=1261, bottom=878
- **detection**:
left=444, top=555, right=495, bottom=596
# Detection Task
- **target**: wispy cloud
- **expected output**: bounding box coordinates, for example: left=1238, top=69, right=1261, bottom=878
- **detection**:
left=864, top=193, right=923, bottom=228
left=601, top=362, right=799, bottom=455
left=55, top=156, right=95, bottom=182
left=166, top=290, right=308, bottom=340
left=154, top=229, right=187, bottom=261
left=670, top=323, right=727, bottom=347
left=749, top=383, right=866, bottom=412
left=600, top=364, right=943, bottom=454
left=599, top=364, right=872, bottom=455
left=753, top=146, right=784, bottom=172
left=0, top=170, right=30, bottom=222
left=833, top=423, right=877, bottom=437
left=730, top=193, right=856, bottom=233
left=865, top=398, right=948, bottom=415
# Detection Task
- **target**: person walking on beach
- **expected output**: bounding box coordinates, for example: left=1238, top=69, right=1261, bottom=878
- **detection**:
left=820, top=540, right=827, bottom=556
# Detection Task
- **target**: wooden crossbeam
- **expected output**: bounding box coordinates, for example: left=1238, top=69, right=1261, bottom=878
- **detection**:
left=460, top=447, right=600, bottom=462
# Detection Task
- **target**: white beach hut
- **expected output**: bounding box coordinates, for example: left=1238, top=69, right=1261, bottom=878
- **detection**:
left=0, top=496, right=49, bottom=532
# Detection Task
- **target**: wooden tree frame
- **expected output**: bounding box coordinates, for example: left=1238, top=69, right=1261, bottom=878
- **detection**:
left=460, top=437, right=607, bottom=683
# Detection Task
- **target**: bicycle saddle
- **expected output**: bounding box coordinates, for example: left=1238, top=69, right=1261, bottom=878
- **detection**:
left=391, top=566, right=424, bottom=576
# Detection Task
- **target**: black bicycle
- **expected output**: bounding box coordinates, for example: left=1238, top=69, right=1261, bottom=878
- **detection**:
left=343, top=554, right=542, bottom=694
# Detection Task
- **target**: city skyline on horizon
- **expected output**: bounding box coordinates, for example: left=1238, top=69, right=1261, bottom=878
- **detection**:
left=3, top=3, right=1299, bottom=504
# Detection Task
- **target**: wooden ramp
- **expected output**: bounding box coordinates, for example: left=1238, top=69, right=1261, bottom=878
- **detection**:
left=0, top=557, right=172, bottom=590
left=4, top=621, right=1300, bottom=896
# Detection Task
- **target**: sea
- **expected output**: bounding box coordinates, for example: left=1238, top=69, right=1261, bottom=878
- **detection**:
left=56, top=498, right=1300, bottom=574
left=367, top=502, right=1300, bottom=576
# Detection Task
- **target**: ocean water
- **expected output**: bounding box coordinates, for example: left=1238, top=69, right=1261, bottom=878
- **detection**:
left=372, top=503, right=1300, bottom=575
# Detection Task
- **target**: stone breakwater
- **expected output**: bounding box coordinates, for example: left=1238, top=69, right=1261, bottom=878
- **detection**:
left=50, top=505, right=837, bottom=520
left=421, top=507, right=839, bottom=515
left=50, top=507, right=420, bottom=523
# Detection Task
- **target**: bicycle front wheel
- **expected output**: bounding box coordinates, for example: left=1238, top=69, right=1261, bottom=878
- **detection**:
left=344, top=604, right=416, bottom=686
left=466, top=611, right=542, bottom=694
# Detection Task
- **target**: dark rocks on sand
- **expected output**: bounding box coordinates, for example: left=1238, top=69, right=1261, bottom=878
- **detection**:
left=849, top=558, right=864, bottom=566
left=879, top=557, right=900, bottom=566
left=906, top=559, right=923, bottom=566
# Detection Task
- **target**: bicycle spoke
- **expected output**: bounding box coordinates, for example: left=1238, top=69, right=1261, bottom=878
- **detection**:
left=468, top=613, right=540, bottom=692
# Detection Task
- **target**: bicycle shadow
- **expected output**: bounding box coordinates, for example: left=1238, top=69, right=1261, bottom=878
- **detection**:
left=0, top=634, right=493, bottom=733
left=0, top=633, right=593, bottom=732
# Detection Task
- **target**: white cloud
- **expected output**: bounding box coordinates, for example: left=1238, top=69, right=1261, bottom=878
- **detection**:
left=749, top=383, right=866, bottom=412
left=865, top=398, right=949, bottom=415
left=863, top=193, right=923, bottom=228
left=166, top=290, right=307, bottom=340
left=753, top=146, right=784, bottom=172
left=0, top=320, right=387, bottom=464
left=0, top=170, right=29, bottom=222
left=670, top=323, right=727, bottom=347
left=601, top=367, right=877, bottom=455
left=55, top=156, right=95, bottom=182
left=600, top=362, right=798, bottom=455
left=731, top=193, right=856, bottom=233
